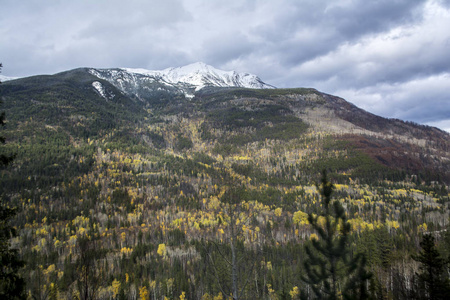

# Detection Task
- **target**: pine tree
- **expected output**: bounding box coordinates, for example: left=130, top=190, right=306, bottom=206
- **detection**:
left=0, top=63, right=25, bottom=299
left=301, top=170, right=371, bottom=299
left=412, top=234, right=450, bottom=300
left=344, top=254, right=372, bottom=300
left=0, top=206, right=25, bottom=299
left=76, top=237, right=103, bottom=300
left=0, top=64, right=14, bottom=167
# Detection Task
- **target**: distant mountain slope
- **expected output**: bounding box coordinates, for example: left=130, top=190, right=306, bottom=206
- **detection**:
left=0, top=69, right=147, bottom=136
left=193, top=88, right=450, bottom=183
left=1, top=65, right=449, bottom=183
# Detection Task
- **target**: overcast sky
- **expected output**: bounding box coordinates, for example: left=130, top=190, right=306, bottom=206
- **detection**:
left=1, top=0, right=449, bottom=132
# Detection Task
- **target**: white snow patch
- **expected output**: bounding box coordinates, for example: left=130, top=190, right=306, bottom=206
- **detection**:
left=92, top=81, right=107, bottom=99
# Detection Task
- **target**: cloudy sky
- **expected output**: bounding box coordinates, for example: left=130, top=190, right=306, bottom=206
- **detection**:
left=1, top=0, right=449, bottom=132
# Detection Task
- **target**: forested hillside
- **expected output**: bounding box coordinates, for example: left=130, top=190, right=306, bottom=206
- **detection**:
left=1, top=69, right=449, bottom=299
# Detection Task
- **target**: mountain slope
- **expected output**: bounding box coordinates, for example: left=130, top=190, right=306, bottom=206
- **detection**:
left=193, top=87, right=450, bottom=183
left=1, top=67, right=449, bottom=183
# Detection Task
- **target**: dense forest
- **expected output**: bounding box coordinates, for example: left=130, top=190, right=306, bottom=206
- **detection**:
left=1, top=69, right=449, bottom=299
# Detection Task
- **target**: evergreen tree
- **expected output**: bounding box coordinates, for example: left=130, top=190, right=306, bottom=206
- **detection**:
left=412, top=234, right=450, bottom=300
left=0, top=206, right=25, bottom=299
left=301, top=170, right=371, bottom=299
left=76, top=237, right=103, bottom=300
left=0, top=64, right=14, bottom=167
left=440, top=223, right=450, bottom=265
left=0, top=63, right=25, bottom=299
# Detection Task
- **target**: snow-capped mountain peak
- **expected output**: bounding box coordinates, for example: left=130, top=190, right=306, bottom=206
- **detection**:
left=122, top=62, right=275, bottom=91
left=89, top=62, right=274, bottom=100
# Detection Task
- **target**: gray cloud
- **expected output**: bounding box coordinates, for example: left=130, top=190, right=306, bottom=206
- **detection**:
left=201, top=32, right=257, bottom=65
left=335, top=73, right=450, bottom=131
left=1, top=0, right=449, bottom=131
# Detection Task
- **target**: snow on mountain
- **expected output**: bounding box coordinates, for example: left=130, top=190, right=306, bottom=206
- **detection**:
left=89, top=67, right=185, bottom=100
left=92, top=81, right=115, bottom=100
left=0, top=75, right=19, bottom=82
left=89, top=62, right=274, bottom=100
left=122, top=62, right=275, bottom=91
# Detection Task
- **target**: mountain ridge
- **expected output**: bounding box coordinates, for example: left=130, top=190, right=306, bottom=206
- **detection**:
left=87, top=62, right=274, bottom=99
left=122, top=62, right=275, bottom=90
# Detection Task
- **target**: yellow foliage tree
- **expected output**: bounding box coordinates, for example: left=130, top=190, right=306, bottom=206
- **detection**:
left=111, top=279, right=121, bottom=298
left=179, top=291, right=186, bottom=300
left=289, top=286, right=299, bottom=299
left=293, top=210, right=309, bottom=225
left=213, top=292, right=223, bottom=300
left=201, top=293, right=212, bottom=300
left=267, top=284, right=278, bottom=300
left=274, top=207, right=282, bottom=217
left=157, top=243, right=167, bottom=259
left=139, top=286, right=149, bottom=300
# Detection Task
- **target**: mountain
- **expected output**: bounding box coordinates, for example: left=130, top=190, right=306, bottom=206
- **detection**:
left=0, top=74, right=18, bottom=82
left=124, top=62, right=275, bottom=90
left=1, top=64, right=450, bottom=299
left=1, top=65, right=449, bottom=183
left=89, top=62, right=275, bottom=99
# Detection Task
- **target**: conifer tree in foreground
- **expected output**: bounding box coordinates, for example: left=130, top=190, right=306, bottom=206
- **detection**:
left=0, top=63, right=25, bottom=299
left=412, top=234, right=450, bottom=300
left=301, top=170, right=371, bottom=300
left=0, top=205, right=25, bottom=299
